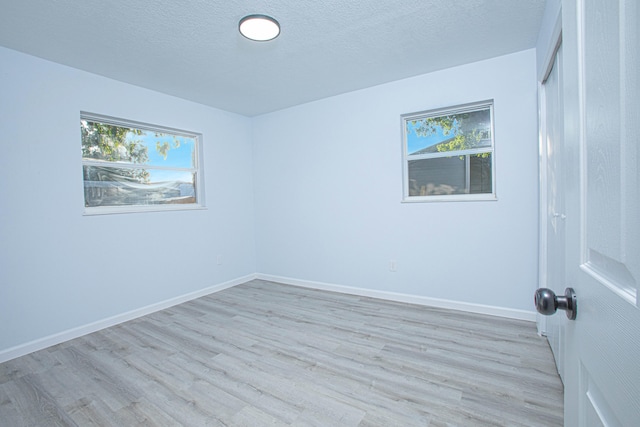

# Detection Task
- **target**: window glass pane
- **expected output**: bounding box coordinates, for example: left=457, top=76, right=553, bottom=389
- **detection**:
left=469, top=154, right=492, bottom=194
left=406, top=108, right=492, bottom=155
left=83, top=165, right=196, bottom=207
left=81, top=120, right=196, bottom=168
left=408, top=153, right=492, bottom=196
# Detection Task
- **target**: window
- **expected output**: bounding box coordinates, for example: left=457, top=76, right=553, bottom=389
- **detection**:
left=401, top=100, right=495, bottom=202
left=81, top=113, right=204, bottom=214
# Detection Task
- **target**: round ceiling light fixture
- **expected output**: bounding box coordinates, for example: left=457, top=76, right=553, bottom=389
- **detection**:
left=239, top=14, right=280, bottom=41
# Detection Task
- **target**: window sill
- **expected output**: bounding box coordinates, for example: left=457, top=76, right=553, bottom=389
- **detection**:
left=83, top=204, right=207, bottom=216
left=401, top=194, right=497, bottom=203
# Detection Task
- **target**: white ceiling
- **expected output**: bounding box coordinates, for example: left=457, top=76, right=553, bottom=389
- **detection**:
left=0, top=0, right=546, bottom=117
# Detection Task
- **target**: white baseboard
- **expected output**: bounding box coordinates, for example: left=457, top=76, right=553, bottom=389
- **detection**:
left=0, top=274, right=257, bottom=364
left=536, top=312, right=548, bottom=336
left=1, top=272, right=536, bottom=364
left=256, top=273, right=537, bottom=322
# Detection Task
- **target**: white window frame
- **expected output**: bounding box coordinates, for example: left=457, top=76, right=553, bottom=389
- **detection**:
left=81, top=112, right=206, bottom=215
left=401, top=100, right=496, bottom=203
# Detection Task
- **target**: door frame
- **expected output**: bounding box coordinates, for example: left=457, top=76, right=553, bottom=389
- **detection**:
left=537, top=4, right=563, bottom=337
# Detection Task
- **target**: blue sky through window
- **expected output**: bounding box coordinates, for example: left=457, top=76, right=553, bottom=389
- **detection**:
left=126, top=131, right=196, bottom=183
left=406, top=120, right=451, bottom=155
left=125, top=131, right=195, bottom=168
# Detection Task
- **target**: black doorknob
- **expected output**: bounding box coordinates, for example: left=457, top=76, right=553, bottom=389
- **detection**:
left=534, top=287, right=577, bottom=320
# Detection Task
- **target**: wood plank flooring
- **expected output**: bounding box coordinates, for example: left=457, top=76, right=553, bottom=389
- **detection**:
left=0, top=280, right=563, bottom=426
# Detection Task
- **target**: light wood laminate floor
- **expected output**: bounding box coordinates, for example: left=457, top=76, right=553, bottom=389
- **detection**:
left=0, top=280, right=563, bottom=426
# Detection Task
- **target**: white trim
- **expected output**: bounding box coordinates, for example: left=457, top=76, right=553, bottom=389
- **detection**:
left=406, top=146, right=492, bottom=162
left=538, top=80, right=549, bottom=294
left=80, top=111, right=199, bottom=139
left=536, top=312, right=548, bottom=336
left=256, top=274, right=537, bottom=322
left=83, top=203, right=207, bottom=216
left=0, top=274, right=257, bottom=364
left=536, top=7, right=563, bottom=335
left=401, top=192, right=497, bottom=203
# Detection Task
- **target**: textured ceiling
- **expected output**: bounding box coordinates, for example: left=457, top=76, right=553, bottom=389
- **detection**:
left=0, top=0, right=546, bottom=116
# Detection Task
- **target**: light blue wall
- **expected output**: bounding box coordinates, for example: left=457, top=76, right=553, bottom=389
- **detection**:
left=0, top=46, right=540, bottom=357
left=0, top=46, right=257, bottom=352
left=252, top=49, right=539, bottom=311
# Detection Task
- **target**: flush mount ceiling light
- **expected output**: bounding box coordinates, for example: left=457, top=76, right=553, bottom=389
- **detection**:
left=239, top=14, right=280, bottom=41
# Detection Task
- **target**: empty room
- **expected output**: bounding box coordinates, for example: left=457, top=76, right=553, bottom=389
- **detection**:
left=0, top=0, right=638, bottom=425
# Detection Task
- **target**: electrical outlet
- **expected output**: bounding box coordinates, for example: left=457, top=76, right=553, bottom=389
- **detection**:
left=389, top=260, right=397, bottom=272
left=217, top=255, right=223, bottom=265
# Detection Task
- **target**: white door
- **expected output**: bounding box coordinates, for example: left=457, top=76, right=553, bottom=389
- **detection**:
left=560, top=0, right=640, bottom=425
